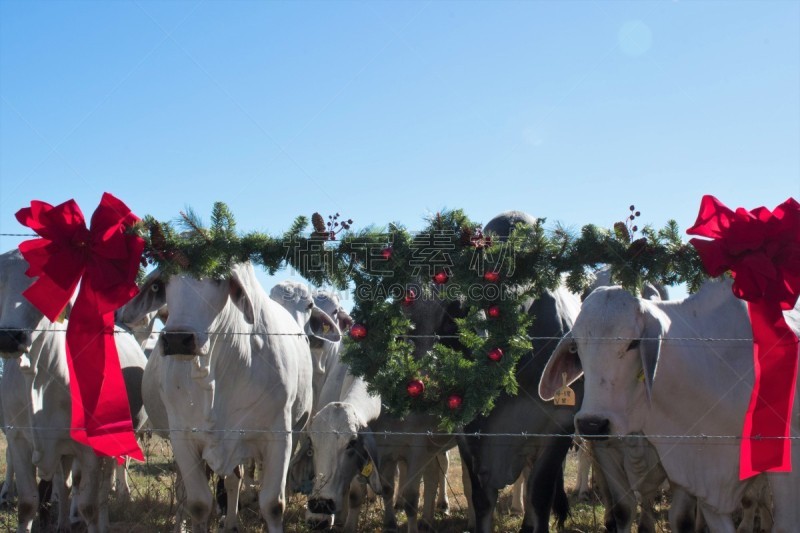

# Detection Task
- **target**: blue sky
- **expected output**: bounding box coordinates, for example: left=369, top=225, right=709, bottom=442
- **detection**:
left=1, top=1, right=798, bottom=304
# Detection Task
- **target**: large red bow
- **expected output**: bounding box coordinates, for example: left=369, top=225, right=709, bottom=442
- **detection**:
left=16, top=193, right=145, bottom=462
left=688, top=195, right=800, bottom=479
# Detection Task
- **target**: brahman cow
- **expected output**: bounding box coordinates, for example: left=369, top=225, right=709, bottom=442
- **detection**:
left=119, top=263, right=314, bottom=532
left=540, top=279, right=800, bottom=532
left=0, top=249, right=148, bottom=533
left=456, top=211, right=581, bottom=533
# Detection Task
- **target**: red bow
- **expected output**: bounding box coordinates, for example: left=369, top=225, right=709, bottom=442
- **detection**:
left=688, top=195, right=800, bottom=479
left=16, top=193, right=145, bottom=462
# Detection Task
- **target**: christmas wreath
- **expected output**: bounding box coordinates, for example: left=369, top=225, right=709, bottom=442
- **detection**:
left=135, top=204, right=707, bottom=429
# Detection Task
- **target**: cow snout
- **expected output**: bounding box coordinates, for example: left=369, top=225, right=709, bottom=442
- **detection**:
left=307, top=498, right=336, bottom=515
left=0, top=329, right=29, bottom=356
left=576, top=415, right=610, bottom=440
left=162, top=330, right=198, bottom=356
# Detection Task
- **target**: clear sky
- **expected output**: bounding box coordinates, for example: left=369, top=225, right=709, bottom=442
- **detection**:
left=1, top=0, right=798, bottom=305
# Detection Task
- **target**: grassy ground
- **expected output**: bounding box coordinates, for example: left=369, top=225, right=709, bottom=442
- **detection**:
left=0, top=436, right=672, bottom=532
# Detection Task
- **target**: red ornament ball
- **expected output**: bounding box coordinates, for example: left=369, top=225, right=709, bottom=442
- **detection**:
left=381, top=247, right=393, bottom=260
left=483, top=271, right=500, bottom=283
left=407, top=379, right=425, bottom=397
left=447, top=394, right=463, bottom=410
left=349, top=324, right=368, bottom=340
left=433, top=271, right=449, bottom=285
left=488, top=347, right=504, bottom=362
left=487, top=305, right=501, bottom=319
left=402, top=289, right=417, bottom=307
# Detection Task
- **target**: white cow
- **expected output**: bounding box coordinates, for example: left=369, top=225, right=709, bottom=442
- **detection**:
left=0, top=249, right=148, bottom=533
left=119, top=263, right=314, bottom=532
left=268, top=281, right=344, bottom=412
left=540, top=279, right=800, bottom=532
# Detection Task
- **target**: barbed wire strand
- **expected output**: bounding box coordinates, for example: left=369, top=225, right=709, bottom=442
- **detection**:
left=0, top=327, right=755, bottom=343
left=2, top=426, right=797, bottom=440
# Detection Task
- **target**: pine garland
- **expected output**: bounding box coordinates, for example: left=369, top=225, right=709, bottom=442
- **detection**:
left=132, top=204, right=708, bottom=428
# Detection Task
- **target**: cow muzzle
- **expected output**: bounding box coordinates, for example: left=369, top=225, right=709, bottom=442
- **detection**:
left=307, top=498, right=336, bottom=515
left=161, top=329, right=200, bottom=357
left=0, top=329, right=30, bottom=357
left=576, top=415, right=611, bottom=440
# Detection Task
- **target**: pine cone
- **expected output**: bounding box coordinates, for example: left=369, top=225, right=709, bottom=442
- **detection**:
left=312, top=212, right=326, bottom=234
left=613, top=222, right=631, bottom=243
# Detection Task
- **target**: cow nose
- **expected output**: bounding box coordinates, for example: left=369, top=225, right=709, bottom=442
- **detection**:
left=162, top=330, right=198, bottom=356
left=576, top=415, right=610, bottom=440
left=308, top=498, right=336, bottom=515
left=0, top=329, right=29, bottom=355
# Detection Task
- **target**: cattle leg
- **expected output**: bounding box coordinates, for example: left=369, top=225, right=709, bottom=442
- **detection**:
left=379, top=458, right=400, bottom=532
left=576, top=443, right=591, bottom=502
left=73, top=453, right=111, bottom=533
left=527, top=438, right=571, bottom=532
left=0, top=446, right=16, bottom=507
left=435, top=451, right=449, bottom=515
left=258, top=432, right=292, bottom=533
left=55, top=456, right=73, bottom=533
left=222, top=473, right=242, bottom=532
left=112, top=459, right=131, bottom=502
left=420, top=460, right=439, bottom=530
left=668, top=487, right=698, bottom=533
left=399, top=456, right=425, bottom=533
left=173, top=447, right=213, bottom=533
left=698, top=502, right=736, bottom=533
left=8, top=435, right=37, bottom=533
left=510, top=469, right=526, bottom=515
left=460, top=459, right=476, bottom=531
left=767, top=459, right=798, bottom=533
left=592, top=442, right=635, bottom=533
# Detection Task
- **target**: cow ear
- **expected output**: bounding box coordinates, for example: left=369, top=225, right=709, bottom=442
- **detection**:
left=336, top=309, right=354, bottom=332
left=229, top=269, right=255, bottom=325
left=639, top=308, right=665, bottom=404
left=309, top=307, right=341, bottom=343
left=360, top=432, right=382, bottom=495
left=117, top=272, right=166, bottom=325
left=539, top=333, right=583, bottom=401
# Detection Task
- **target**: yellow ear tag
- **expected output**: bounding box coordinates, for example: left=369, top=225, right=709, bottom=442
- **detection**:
left=360, top=461, right=374, bottom=478
left=554, top=372, right=576, bottom=407
left=637, top=368, right=645, bottom=383
left=322, top=323, right=330, bottom=334
left=56, top=307, right=68, bottom=323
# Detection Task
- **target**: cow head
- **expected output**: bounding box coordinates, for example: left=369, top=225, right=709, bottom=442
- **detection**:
left=269, top=281, right=341, bottom=372
left=0, top=250, right=58, bottom=357
left=401, top=286, right=468, bottom=359
left=305, top=402, right=381, bottom=521
left=539, top=286, right=665, bottom=439
left=119, top=264, right=259, bottom=359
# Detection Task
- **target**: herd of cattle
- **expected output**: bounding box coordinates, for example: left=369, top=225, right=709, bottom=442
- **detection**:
left=0, top=210, right=798, bottom=533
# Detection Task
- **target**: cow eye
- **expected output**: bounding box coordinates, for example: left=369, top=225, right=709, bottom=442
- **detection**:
left=150, top=281, right=162, bottom=293
left=627, top=339, right=640, bottom=351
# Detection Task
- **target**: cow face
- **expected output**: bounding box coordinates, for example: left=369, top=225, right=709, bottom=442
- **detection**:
left=306, top=403, right=381, bottom=516
left=0, top=250, right=49, bottom=356
left=269, top=282, right=341, bottom=373
left=402, top=288, right=468, bottom=359
left=120, top=265, right=256, bottom=359
left=539, top=287, right=663, bottom=439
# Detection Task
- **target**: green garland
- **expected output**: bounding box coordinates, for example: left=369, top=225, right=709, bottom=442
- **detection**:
left=133, top=204, right=708, bottom=429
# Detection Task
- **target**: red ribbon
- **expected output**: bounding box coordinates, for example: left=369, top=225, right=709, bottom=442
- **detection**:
left=687, top=195, right=800, bottom=479
left=16, top=193, right=145, bottom=462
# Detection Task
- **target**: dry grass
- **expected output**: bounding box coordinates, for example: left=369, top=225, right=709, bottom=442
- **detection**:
left=0, top=436, right=673, bottom=532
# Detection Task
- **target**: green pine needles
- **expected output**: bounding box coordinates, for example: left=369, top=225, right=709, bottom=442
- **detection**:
left=132, top=204, right=708, bottom=429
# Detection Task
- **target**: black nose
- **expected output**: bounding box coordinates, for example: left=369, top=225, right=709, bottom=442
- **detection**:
left=0, top=329, right=28, bottom=354
left=162, top=331, right=197, bottom=356
left=576, top=416, right=610, bottom=440
left=308, top=498, right=335, bottom=515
